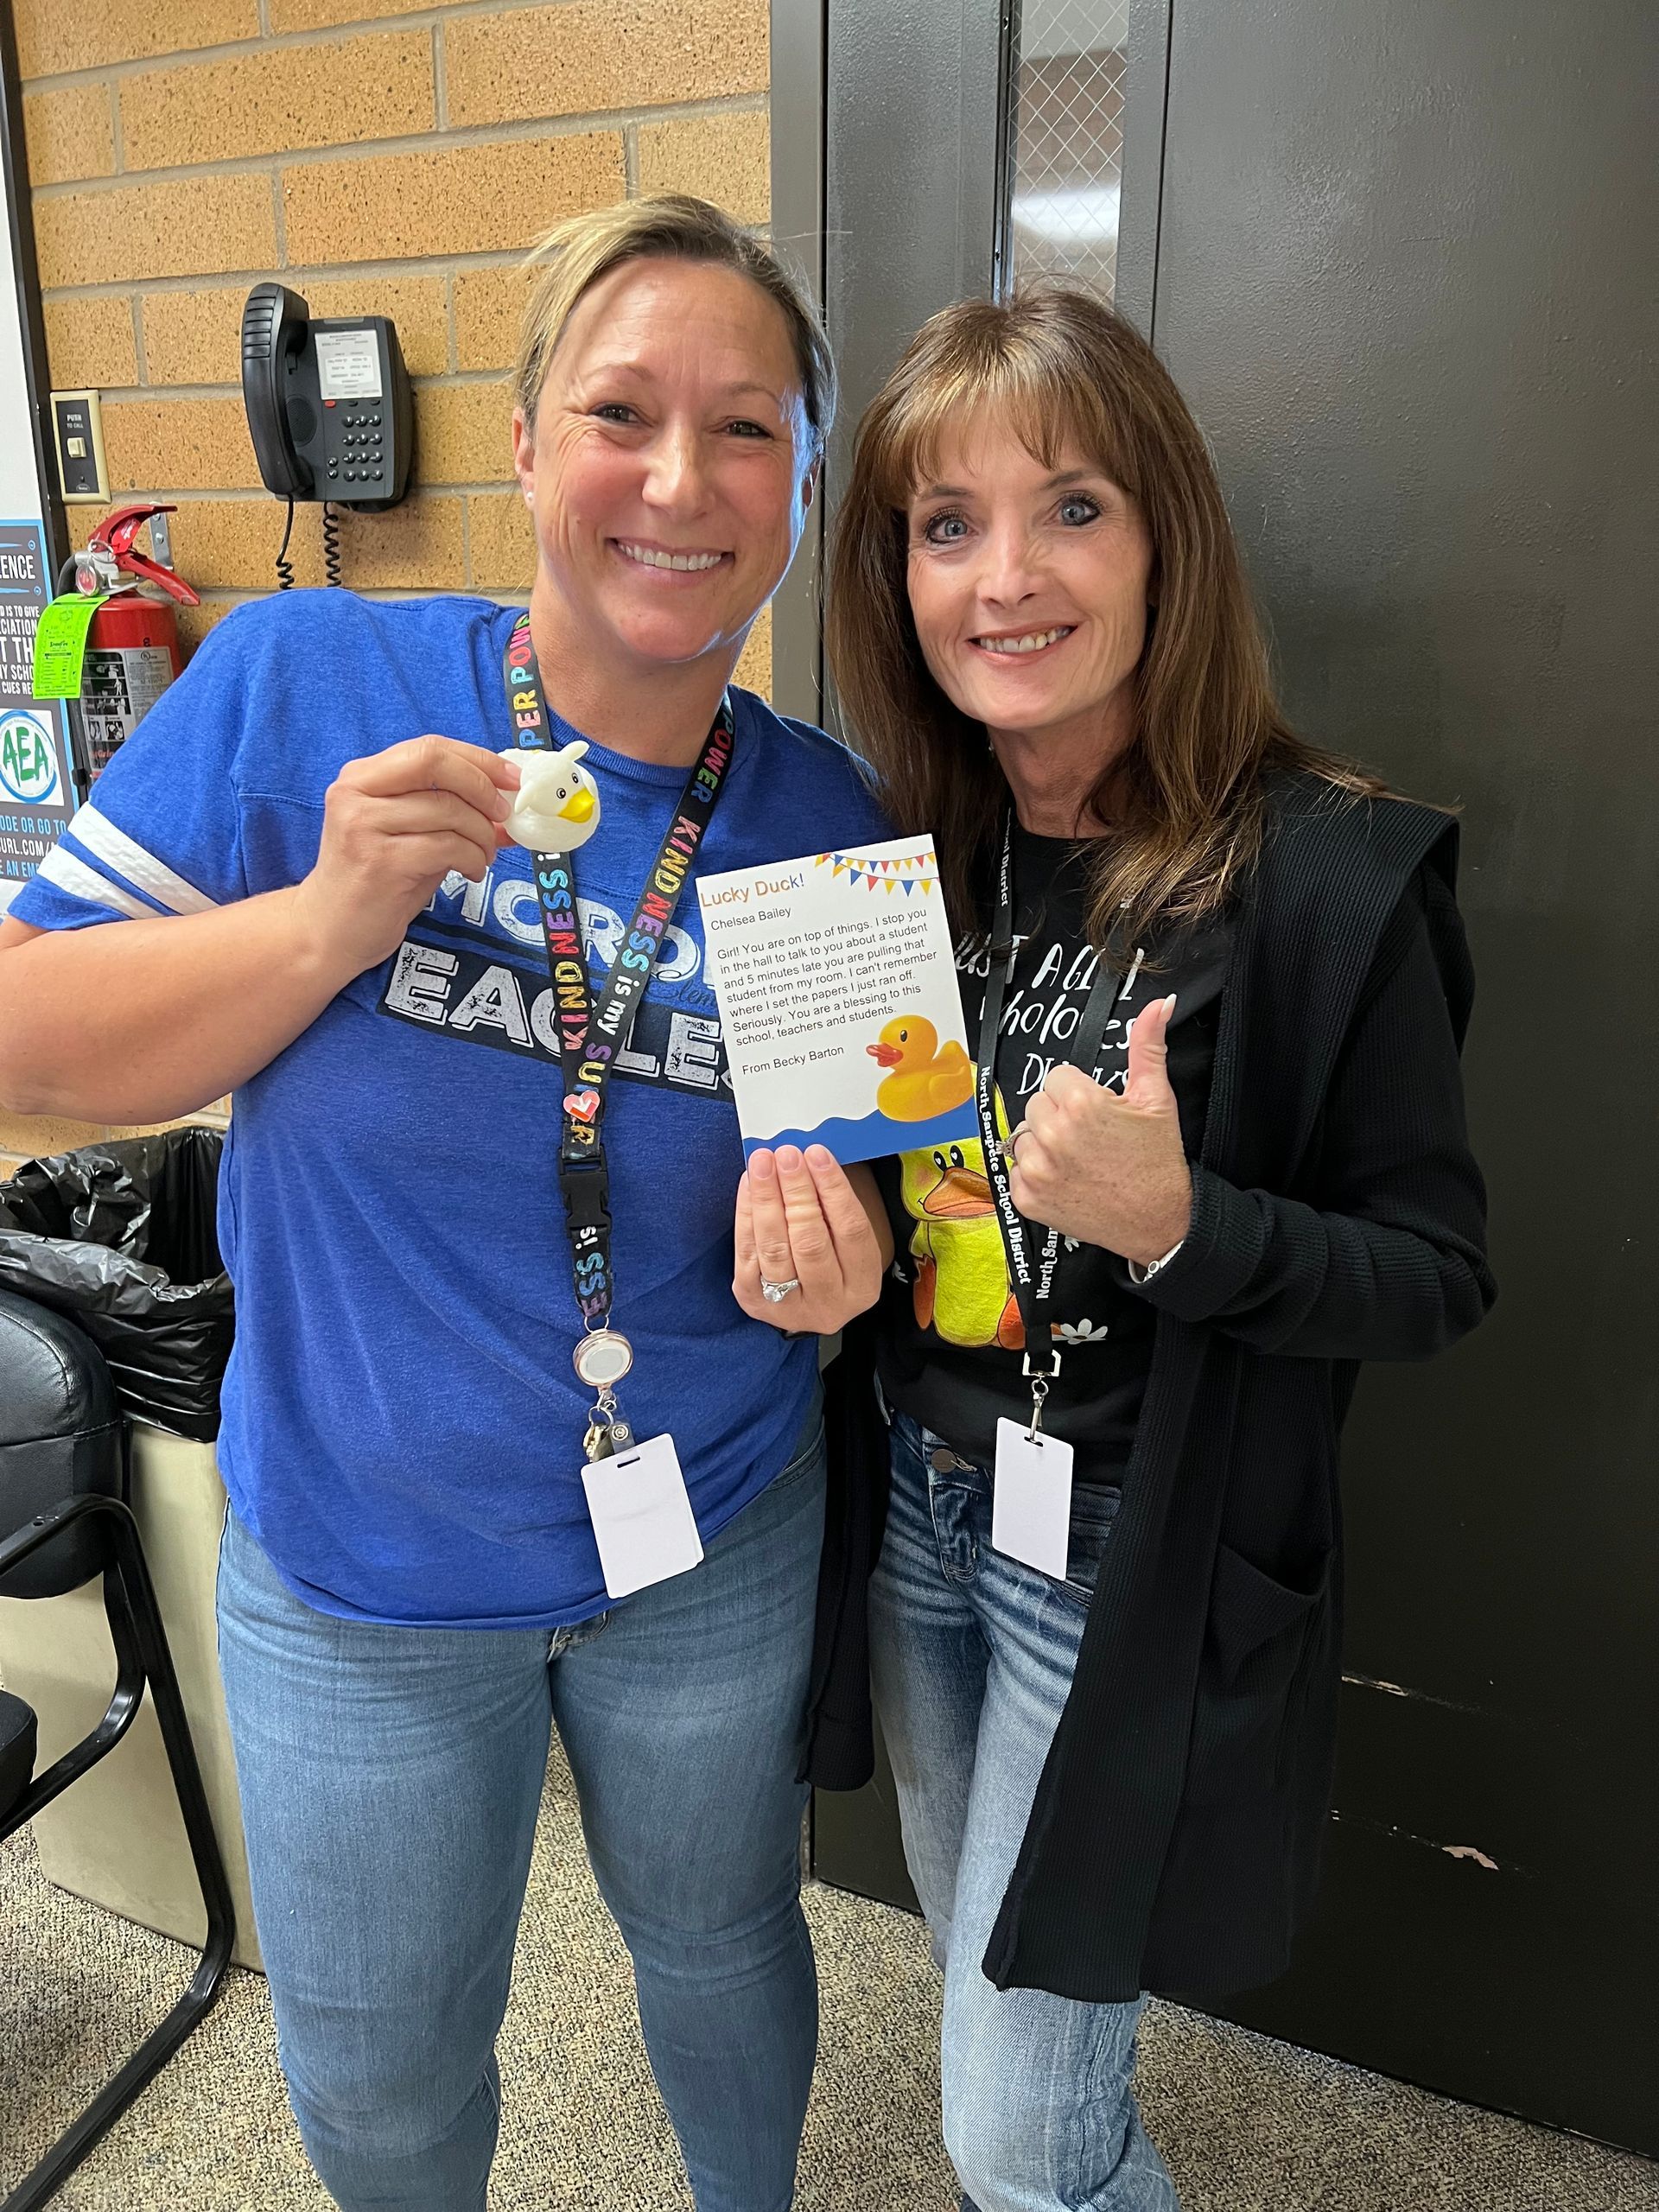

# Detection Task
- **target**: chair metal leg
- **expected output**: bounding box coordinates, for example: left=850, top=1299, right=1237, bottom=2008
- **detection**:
left=0, top=1582, right=145, bottom=1835
left=0, top=1494, right=236, bottom=2212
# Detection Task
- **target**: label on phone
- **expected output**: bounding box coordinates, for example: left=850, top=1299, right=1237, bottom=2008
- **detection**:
left=581, top=1432, right=703, bottom=1599
left=992, top=1418, right=1075, bottom=1580
left=315, top=328, right=382, bottom=400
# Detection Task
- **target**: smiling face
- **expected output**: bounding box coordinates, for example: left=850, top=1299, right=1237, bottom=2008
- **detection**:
left=512, top=257, right=816, bottom=681
left=904, top=411, right=1154, bottom=754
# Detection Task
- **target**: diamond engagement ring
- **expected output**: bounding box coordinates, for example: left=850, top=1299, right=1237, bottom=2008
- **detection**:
left=760, top=1275, right=803, bottom=1304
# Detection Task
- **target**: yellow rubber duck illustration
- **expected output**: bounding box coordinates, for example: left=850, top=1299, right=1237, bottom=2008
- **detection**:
left=899, top=1116, right=1024, bottom=1351
left=499, top=740, right=601, bottom=852
left=867, top=1015, right=975, bottom=1121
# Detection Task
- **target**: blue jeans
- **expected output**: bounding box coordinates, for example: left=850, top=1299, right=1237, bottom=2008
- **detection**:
left=868, top=1411, right=1179, bottom=2212
left=216, top=1414, right=826, bottom=2212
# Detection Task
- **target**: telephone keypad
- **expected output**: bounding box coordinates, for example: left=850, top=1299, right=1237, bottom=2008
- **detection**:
left=326, top=403, right=388, bottom=490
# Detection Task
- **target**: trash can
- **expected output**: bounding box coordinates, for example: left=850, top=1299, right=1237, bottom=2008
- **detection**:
left=0, top=1129, right=262, bottom=1968
left=0, top=1128, right=232, bottom=1441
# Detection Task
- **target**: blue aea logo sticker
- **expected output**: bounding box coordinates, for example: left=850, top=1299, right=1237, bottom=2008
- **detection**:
left=0, top=711, right=62, bottom=806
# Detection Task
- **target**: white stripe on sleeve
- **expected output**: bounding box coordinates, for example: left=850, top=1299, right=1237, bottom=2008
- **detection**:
left=67, top=804, right=219, bottom=916
left=35, top=841, right=160, bottom=922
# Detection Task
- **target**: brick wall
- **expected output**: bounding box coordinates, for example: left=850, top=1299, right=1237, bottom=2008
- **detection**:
left=3, top=0, right=773, bottom=1172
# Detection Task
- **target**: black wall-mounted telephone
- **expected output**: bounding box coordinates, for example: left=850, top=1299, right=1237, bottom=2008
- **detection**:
left=241, top=283, right=414, bottom=520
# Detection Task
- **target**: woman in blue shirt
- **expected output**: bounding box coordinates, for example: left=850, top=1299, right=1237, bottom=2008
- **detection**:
left=0, top=198, right=890, bottom=2212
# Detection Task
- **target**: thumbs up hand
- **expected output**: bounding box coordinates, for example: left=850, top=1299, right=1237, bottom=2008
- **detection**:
left=1007, top=994, right=1193, bottom=1267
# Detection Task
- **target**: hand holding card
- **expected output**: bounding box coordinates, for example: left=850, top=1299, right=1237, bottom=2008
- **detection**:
left=733, top=1143, right=889, bottom=1332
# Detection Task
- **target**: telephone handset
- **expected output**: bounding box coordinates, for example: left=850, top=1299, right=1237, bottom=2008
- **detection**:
left=241, top=283, right=413, bottom=516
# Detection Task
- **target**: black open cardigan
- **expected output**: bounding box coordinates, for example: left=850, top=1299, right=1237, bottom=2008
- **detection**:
left=802, top=775, right=1496, bottom=2005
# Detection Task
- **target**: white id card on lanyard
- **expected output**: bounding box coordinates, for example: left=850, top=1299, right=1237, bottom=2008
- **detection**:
left=582, top=1433, right=704, bottom=1599
left=992, top=1418, right=1076, bottom=1580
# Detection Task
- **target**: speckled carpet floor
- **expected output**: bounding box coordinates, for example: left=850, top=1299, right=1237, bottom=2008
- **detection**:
left=3, top=1746, right=1654, bottom=2212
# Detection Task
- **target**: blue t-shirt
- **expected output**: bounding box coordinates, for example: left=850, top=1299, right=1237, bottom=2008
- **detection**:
left=15, top=590, right=889, bottom=1627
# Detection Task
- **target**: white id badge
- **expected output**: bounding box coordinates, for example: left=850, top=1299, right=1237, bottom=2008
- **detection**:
left=992, top=1418, right=1076, bottom=1580
left=581, top=1433, right=704, bottom=1599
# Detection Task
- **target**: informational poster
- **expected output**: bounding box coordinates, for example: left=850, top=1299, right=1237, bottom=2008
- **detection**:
left=697, top=835, right=979, bottom=1164
left=0, top=518, right=73, bottom=899
left=0, top=120, right=71, bottom=913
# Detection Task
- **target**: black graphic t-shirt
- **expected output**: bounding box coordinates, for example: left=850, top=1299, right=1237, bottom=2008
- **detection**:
left=874, top=821, right=1231, bottom=1483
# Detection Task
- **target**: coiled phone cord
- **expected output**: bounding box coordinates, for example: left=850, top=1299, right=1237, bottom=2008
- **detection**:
left=274, top=496, right=296, bottom=591
left=322, top=501, right=343, bottom=588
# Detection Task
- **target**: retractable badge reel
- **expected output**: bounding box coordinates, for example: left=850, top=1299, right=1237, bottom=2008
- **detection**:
left=574, top=1315, right=702, bottom=1600
left=576, top=1321, right=702, bottom=1599
left=575, top=1327, right=634, bottom=1460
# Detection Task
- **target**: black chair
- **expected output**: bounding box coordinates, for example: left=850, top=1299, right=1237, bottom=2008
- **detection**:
left=0, top=1287, right=234, bottom=2212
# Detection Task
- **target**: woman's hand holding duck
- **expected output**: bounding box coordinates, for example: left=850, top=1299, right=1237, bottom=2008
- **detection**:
left=1007, top=994, right=1193, bottom=1268
left=291, top=734, right=522, bottom=982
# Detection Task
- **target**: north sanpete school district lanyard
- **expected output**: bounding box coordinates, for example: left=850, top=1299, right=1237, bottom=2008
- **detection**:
left=502, top=611, right=734, bottom=1460
left=975, top=811, right=1145, bottom=1436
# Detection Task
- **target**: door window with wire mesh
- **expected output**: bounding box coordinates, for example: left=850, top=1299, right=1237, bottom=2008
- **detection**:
left=1007, top=0, right=1129, bottom=302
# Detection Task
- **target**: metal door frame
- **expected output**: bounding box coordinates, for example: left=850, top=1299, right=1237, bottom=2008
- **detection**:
left=0, top=3, right=67, bottom=582
left=775, top=0, right=1175, bottom=1903
left=769, top=0, right=1173, bottom=721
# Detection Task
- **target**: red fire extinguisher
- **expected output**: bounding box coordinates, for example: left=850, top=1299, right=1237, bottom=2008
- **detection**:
left=60, top=503, right=200, bottom=781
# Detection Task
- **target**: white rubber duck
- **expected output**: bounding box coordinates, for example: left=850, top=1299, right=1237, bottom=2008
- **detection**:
left=500, top=741, right=601, bottom=852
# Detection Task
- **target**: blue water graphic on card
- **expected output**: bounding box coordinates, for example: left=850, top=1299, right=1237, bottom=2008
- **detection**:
left=698, top=836, right=976, bottom=1166
left=742, top=1096, right=979, bottom=1167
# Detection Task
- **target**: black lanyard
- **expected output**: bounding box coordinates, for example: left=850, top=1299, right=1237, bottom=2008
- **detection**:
left=502, top=613, right=734, bottom=1419
left=973, top=811, right=1142, bottom=1426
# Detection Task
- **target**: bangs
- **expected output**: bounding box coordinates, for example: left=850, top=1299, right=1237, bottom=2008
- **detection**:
left=869, top=310, right=1139, bottom=509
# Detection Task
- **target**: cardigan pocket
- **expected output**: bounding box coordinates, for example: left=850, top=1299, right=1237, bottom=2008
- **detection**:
left=1185, top=1542, right=1329, bottom=1806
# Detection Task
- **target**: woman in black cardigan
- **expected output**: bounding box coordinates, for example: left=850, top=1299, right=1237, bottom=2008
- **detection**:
left=737, top=288, right=1493, bottom=2211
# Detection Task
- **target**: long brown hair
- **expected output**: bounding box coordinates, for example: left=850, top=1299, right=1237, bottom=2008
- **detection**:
left=825, top=287, right=1379, bottom=950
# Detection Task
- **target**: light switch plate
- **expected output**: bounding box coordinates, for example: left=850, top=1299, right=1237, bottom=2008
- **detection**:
left=50, top=389, right=111, bottom=504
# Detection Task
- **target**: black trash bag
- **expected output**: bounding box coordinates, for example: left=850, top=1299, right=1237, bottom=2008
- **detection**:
left=0, top=1127, right=232, bottom=1441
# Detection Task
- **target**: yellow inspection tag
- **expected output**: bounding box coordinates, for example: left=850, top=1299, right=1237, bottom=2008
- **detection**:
left=31, top=594, right=107, bottom=698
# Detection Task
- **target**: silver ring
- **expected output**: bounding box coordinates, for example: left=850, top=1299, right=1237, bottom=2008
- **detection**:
left=760, top=1275, right=802, bottom=1304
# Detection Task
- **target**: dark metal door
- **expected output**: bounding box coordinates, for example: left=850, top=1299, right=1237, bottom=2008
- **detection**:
left=1149, top=0, right=1658, bottom=2152
left=805, top=0, right=1659, bottom=2151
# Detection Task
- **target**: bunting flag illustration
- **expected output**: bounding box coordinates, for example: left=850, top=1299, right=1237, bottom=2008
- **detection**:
left=815, top=847, right=938, bottom=892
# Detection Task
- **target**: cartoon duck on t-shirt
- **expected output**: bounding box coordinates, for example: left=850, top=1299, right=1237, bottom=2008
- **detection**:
left=898, top=1086, right=1024, bottom=1351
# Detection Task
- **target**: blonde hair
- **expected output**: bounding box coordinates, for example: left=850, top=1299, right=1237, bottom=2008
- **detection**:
left=826, top=287, right=1380, bottom=952
left=514, top=195, right=836, bottom=459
